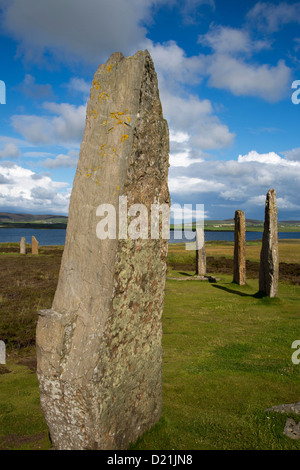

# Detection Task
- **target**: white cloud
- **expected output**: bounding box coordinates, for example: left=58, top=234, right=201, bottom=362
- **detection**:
left=198, top=25, right=291, bottom=102
left=168, top=147, right=300, bottom=219
left=169, top=150, right=204, bottom=167
left=19, top=74, right=54, bottom=99
left=0, top=0, right=171, bottom=64
left=0, top=162, right=71, bottom=213
left=247, top=2, right=300, bottom=33
left=0, top=143, right=20, bottom=159
left=169, top=130, right=189, bottom=144
left=281, top=147, right=300, bottom=161
left=198, top=25, right=270, bottom=55
left=65, top=78, right=91, bottom=98
left=160, top=90, right=234, bottom=153
left=146, top=40, right=206, bottom=87
left=206, top=54, right=290, bottom=102
left=169, top=175, right=225, bottom=194
left=12, top=102, right=86, bottom=145
left=238, top=150, right=300, bottom=167
left=42, top=150, right=79, bottom=169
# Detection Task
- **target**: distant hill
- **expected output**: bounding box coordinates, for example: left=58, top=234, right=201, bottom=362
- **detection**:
left=0, top=212, right=299, bottom=232
left=0, top=212, right=68, bottom=229
left=0, top=212, right=68, bottom=223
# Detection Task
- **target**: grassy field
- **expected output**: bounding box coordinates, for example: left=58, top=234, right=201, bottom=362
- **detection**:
left=0, top=241, right=299, bottom=450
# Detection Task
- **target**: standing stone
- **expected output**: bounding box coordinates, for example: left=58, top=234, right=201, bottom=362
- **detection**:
left=233, top=210, right=246, bottom=285
left=259, top=189, right=279, bottom=297
left=36, top=50, right=170, bottom=450
left=0, top=340, right=5, bottom=365
left=196, top=228, right=206, bottom=276
left=20, top=237, right=26, bottom=255
left=32, top=236, right=39, bottom=255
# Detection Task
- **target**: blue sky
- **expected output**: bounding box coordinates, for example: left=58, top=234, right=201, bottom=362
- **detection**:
left=0, top=0, right=300, bottom=221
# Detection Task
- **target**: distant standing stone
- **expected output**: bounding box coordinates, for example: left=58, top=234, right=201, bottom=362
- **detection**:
left=233, top=210, right=246, bottom=285
left=20, top=237, right=26, bottom=255
left=32, top=236, right=39, bottom=255
left=259, top=189, right=279, bottom=297
left=196, top=228, right=206, bottom=275
left=0, top=340, right=5, bottom=364
left=36, top=50, right=170, bottom=450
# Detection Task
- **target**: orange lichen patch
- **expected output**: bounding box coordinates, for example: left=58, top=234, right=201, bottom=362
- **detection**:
left=108, top=127, right=114, bottom=133
left=93, top=79, right=101, bottom=90
left=91, top=110, right=98, bottom=119
left=113, top=185, right=120, bottom=196
left=106, top=64, right=114, bottom=73
left=101, top=119, right=108, bottom=126
left=109, top=110, right=131, bottom=127
left=121, top=134, right=128, bottom=142
left=99, top=92, right=109, bottom=101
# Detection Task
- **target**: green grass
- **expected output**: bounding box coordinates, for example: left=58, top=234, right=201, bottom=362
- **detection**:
left=130, top=276, right=300, bottom=450
left=0, top=360, right=51, bottom=450
left=0, top=242, right=300, bottom=449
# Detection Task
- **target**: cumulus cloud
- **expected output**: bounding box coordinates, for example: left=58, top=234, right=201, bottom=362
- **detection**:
left=42, top=150, right=79, bottom=169
left=159, top=89, right=234, bottom=156
left=247, top=1, right=300, bottom=33
left=281, top=147, right=300, bottom=162
left=238, top=150, right=300, bottom=167
left=19, top=74, right=54, bottom=99
left=198, top=25, right=271, bottom=55
left=197, top=25, right=291, bottom=102
left=11, top=102, right=86, bottom=145
left=168, top=149, right=300, bottom=219
left=0, top=0, right=172, bottom=64
left=0, top=162, right=71, bottom=213
left=0, top=143, right=20, bottom=159
left=206, top=55, right=290, bottom=102
left=65, top=78, right=91, bottom=98
left=146, top=40, right=206, bottom=88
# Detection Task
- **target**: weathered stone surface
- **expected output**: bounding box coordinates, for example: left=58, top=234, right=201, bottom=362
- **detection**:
left=283, top=418, right=300, bottom=440
left=20, top=237, right=26, bottom=255
left=196, top=228, right=206, bottom=276
left=259, top=189, right=279, bottom=297
left=233, top=210, right=246, bottom=285
left=36, top=50, right=170, bottom=450
left=0, top=340, right=6, bottom=364
left=265, top=401, right=300, bottom=415
left=32, top=236, right=39, bottom=255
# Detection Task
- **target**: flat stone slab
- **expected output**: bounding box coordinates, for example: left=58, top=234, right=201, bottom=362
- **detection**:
left=283, top=418, right=300, bottom=440
left=265, top=401, right=300, bottom=440
left=265, top=401, right=300, bottom=415
left=166, top=275, right=219, bottom=282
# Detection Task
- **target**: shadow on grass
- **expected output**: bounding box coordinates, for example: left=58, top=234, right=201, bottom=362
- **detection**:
left=178, top=272, right=194, bottom=277
left=211, top=284, right=267, bottom=299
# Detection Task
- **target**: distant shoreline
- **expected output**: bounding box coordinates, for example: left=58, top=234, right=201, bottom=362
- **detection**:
left=1, top=223, right=300, bottom=233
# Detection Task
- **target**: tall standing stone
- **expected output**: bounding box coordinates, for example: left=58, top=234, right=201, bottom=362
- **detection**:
left=196, top=228, right=206, bottom=276
left=259, top=189, right=279, bottom=297
left=32, top=236, right=39, bottom=255
left=20, top=237, right=26, bottom=255
left=233, top=210, right=246, bottom=285
left=36, top=50, right=170, bottom=450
